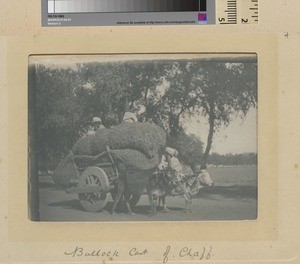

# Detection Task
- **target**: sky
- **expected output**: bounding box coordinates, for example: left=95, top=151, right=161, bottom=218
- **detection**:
left=183, top=108, right=257, bottom=155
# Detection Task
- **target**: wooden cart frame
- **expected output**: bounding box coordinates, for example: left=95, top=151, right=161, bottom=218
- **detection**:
left=65, top=147, right=140, bottom=212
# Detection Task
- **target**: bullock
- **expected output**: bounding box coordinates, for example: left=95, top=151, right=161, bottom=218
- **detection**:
left=111, top=160, right=157, bottom=215
left=156, top=168, right=214, bottom=213
left=111, top=162, right=214, bottom=216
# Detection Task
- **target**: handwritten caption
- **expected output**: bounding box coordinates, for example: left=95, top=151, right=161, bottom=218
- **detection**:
left=64, top=245, right=213, bottom=263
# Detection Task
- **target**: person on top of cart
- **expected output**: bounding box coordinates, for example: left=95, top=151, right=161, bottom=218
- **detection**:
left=122, top=112, right=138, bottom=123
left=87, top=116, right=105, bottom=135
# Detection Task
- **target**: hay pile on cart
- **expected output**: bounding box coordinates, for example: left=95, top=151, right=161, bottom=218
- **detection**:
left=53, top=122, right=166, bottom=212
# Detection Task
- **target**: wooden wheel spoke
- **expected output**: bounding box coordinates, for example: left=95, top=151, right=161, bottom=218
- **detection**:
left=90, top=175, right=97, bottom=185
left=86, top=176, right=91, bottom=185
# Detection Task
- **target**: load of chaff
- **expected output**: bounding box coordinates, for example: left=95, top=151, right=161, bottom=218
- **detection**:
left=54, top=122, right=166, bottom=187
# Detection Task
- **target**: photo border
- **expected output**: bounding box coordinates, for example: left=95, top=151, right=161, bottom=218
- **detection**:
left=3, top=32, right=281, bottom=263
left=28, top=52, right=258, bottom=222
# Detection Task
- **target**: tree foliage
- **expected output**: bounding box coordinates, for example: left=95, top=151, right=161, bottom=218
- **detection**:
left=167, top=132, right=204, bottom=168
left=33, top=58, right=257, bottom=170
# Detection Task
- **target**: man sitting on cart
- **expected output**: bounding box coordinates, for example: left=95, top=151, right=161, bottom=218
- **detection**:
left=87, top=116, right=105, bottom=135
left=122, top=112, right=138, bottom=123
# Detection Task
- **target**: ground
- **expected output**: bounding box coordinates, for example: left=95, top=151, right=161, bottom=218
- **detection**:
left=38, top=166, right=257, bottom=222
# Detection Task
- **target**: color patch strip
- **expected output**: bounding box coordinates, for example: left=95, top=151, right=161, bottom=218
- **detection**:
left=197, top=12, right=207, bottom=24
left=48, top=0, right=203, bottom=13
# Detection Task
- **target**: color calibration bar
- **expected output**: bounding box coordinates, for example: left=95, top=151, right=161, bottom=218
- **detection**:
left=48, top=0, right=207, bottom=13
left=43, top=0, right=214, bottom=26
left=42, top=0, right=259, bottom=26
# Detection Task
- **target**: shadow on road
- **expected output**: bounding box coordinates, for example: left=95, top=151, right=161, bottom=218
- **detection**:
left=47, top=198, right=185, bottom=215
left=48, top=199, right=83, bottom=211
left=39, top=181, right=56, bottom=189
left=48, top=200, right=115, bottom=213
left=105, top=202, right=185, bottom=216
left=133, top=205, right=185, bottom=215
left=197, top=185, right=257, bottom=201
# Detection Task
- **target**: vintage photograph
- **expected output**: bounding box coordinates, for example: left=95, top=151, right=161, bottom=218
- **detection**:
left=28, top=54, right=257, bottom=222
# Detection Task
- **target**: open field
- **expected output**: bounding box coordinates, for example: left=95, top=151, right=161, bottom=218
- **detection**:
left=38, top=166, right=257, bottom=222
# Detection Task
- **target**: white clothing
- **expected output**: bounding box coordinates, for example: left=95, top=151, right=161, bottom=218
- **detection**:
left=158, top=155, right=168, bottom=170
left=87, top=130, right=96, bottom=136
left=92, top=117, right=102, bottom=123
left=123, top=112, right=138, bottom=122
left=169, top=157, right=185, bottom=181
left=165, top=147, right=178, bottom=157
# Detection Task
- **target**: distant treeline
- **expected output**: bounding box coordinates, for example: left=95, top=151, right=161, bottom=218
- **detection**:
left=207, top=152, right=257, bottom=166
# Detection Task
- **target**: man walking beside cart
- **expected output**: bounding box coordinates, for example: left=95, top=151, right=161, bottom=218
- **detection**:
left=163, top=147, right=192, bottom=211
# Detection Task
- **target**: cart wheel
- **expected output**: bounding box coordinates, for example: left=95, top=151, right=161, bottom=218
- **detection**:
left=78, top=166, right=109, bottom=212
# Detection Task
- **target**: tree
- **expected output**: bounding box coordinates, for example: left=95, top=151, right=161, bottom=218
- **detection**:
left=167, top=132, right=204, bottom=168
left=33, top=58, right=256, bottom=170
left=35, top=65, right=85, bottom=169
left=140, top=61, right=204, bottom=136
left=125, top=60, right=257, bottom=168
left=143, top=60, right=257, bottom=167
left=197, top=62, right=257, bottom=167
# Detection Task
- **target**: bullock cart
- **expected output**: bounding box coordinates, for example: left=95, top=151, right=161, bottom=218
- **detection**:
left=63, top=147, right=141, bottom=212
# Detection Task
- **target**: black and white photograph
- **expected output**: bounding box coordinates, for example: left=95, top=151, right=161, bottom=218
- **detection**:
left=28, top=54, right=257, bottom=222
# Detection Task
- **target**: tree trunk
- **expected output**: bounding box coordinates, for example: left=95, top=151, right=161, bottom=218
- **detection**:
left=201, top=112, right=215, bottom=168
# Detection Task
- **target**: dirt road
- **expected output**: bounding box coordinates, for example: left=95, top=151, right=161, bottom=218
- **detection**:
left=38, top=175, right=257, bottom=222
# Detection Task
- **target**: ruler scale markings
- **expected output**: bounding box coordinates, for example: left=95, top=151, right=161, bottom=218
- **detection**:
left=227, top=0, right=236, bottom=23
left=217, top=0, right=259, bottom=25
